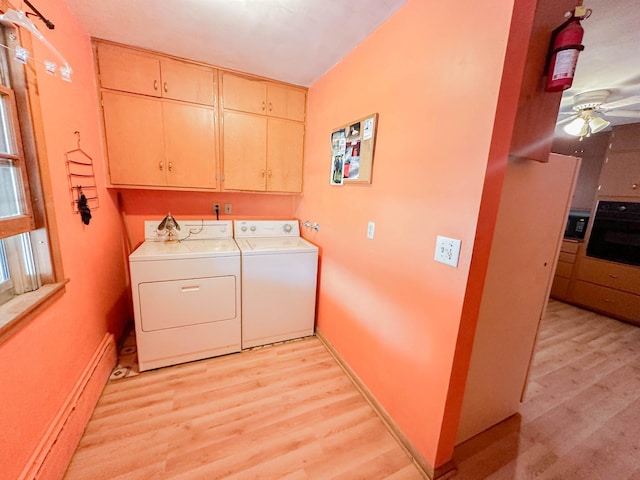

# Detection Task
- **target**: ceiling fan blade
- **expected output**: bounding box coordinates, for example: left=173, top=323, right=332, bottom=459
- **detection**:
left=556, top=114, right=578, bottom=126
left=603, top=109, right=640, bottom=118
left=600, top=96, right=640, bottom=110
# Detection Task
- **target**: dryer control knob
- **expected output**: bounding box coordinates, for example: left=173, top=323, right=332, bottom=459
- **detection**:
left=250, top=226, right=256, bottom=232
left=283, top=224, right=293, bottom=233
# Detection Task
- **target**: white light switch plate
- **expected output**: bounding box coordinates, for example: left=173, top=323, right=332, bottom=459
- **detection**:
left=434, top=235, right=461, bottom=267
left=367, top=221, right=375, bottom=239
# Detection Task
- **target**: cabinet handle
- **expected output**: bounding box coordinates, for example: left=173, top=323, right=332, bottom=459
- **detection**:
left=163, top=82, right=168, bottom=93
left=168, top=162, right=173, bottom=172
left=153, top=80, right=158, bottom=91
left=269, top=102, right=273, bottom=112
left=633, top=183, right=638, bottom=190
left=261, top=169, right=265, bottom=177
left=159, top=161, right=164, bottom=171
left=268, top=169, right=272, bottom=177
left=261, top=101, right=265, bottom=111
left=603, top=298, right=612, bottom=303
left=608, top=274, right=619, bottom=279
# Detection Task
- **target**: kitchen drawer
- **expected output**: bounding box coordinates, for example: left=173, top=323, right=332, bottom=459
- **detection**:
left=560, top=240, right=580, bottom=254
left=558, top=251, right=576, bottom=264
left=550, top=276, right=570, bottom=300
left=555, top=261, right=574, bottom=279
left=576, top=257, right=640, bottom=295
left=570, top=281, right=640, bottom=324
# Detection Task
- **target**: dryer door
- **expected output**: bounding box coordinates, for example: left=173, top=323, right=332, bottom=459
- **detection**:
left=138, top=275, right=237, bottom=331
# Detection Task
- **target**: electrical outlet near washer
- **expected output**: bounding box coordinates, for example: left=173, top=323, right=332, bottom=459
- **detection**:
left=434, top=235, right=461, bottom=267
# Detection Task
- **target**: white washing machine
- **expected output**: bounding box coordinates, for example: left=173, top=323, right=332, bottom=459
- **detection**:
left=234, top=220, right=318, bottom=349
left=129, top=220, right=241, bottom=371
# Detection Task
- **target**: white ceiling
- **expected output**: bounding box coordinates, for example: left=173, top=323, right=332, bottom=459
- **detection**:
left=61, top=0, right=408, bottom=87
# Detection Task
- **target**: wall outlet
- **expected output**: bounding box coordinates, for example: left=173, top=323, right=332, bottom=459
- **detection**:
left=434, top=235, right=461, bottom=267
left=213, top=203, right=220, bottom=213
left=367, top=221, right=375, bottom=239
left=224, top=203, right=232, bottom=214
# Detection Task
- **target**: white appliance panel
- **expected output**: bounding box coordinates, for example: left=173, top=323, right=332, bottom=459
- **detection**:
left=139, top=275, right=237, bottom=331
left=136, top=319, right=240, bottom=372
left=241, top=251, right=317, bottom=348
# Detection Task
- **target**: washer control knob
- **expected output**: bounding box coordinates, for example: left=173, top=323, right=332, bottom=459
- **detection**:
left=241, top=226, right=247, bottom=232
left=250, top=226, right=256, bottom=232
left=221, top=226, right=227, bottom=233
left=283, top=223, right=293, bottom=233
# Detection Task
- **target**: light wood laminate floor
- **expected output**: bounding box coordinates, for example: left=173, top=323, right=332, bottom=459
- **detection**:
left=452, top=299, right=640, bottom=479
left=65, top=300, right=640, bottom=479
left=64, top=337, right=425, bottom=480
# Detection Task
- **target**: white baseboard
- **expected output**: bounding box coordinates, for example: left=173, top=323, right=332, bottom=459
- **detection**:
left=19, top=333, right=117, bottom=480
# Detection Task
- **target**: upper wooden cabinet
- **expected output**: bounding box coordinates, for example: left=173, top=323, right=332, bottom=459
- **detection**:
left=221, top=73, right=306, bottom=121
left=102, top=91, right=217, bottom=189
left=598, top=124, right=640, bottom=198
left=96, top=42, right=216, bottom=106
left=220, top=72, right=306, bottom=193
left=222, top=111, right=304, bottom=193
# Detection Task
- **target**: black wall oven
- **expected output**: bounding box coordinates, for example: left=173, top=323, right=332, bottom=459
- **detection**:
left=586, top=201, right=640, bottom=267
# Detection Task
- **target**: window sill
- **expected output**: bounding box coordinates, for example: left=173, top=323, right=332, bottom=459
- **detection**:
left=0, top=282, right=67, bottom=346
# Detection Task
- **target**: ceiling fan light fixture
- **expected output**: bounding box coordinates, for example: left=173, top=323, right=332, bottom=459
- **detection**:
left=563, top=117, right=589, bottom=136
left=588, top=116, right=610, bottom=134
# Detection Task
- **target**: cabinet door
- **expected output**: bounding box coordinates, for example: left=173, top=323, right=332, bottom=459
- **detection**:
left=222, top=111, right=267, bottom=191
left=267, top=118, right=304, bottom=193
left=221, top=73, right=267, bottom=114
left=598, top=152, right=640, bottom=197
left=267, top=84, right=306, bottom=122
left=101, top=91, right=166, bottom=186
left=160, top=59, right=216, bottom=106
left=163, top=101, right=217, bottom=189
left=97, top=43, right=161, bottom=97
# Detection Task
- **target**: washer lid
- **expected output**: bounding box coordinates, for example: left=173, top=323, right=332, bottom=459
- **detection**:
left=129, top=238, right=239, bottom=261
left=236, top=236, right=317, bottom=254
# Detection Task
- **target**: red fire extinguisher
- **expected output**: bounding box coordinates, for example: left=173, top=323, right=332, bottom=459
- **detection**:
left=545, top=7, right=591, bottom=92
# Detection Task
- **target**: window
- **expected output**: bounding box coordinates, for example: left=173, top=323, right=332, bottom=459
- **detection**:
left=0, top=23, right=62, bottom=328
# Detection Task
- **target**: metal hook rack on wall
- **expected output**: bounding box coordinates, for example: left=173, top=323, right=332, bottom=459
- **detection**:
left=65, top=130, right=99, bottom=214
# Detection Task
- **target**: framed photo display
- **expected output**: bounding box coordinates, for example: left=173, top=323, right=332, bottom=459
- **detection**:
left=330, top=113, right=378, bottom=185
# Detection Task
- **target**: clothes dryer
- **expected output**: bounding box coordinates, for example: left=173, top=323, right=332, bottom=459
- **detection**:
left=129, top=220, right=240, bottom=371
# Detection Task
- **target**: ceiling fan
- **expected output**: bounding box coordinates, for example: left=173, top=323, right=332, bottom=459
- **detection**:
left=557, top=89, right=640, bottom=139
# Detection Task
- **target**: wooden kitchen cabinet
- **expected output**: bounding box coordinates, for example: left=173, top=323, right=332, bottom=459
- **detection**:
left=97, top=42, right=215, bottom=106
left=221, top=111, right=304, bottom=192
left=220, top=72, right=306, bottom=193
left=597, top=124, right=640, bottom=197
left=221, top=72, right=306, bottom=121
left=550, top=240, right=580, bottom=300
left=598, top=154, right=640, bottom=198
left=102, top=90, right=217, bottom=189
left=567, top=256, right=640, bottom=325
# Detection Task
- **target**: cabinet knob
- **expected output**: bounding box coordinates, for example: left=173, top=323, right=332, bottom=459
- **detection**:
left=154, top=80, right=158, bottom=91
left=261, top=169, right=265, bottom=177
left=268, top=169, right=272, bottom=177
left=159, top=161, right=164, bottom=171
left=633, top=183, right=638, bottom=190
left=168, top=162, right=173, bottom=172
left=269, top=102, right=273, bottom=112
left=163, top=82, right=168, bottom=93
left=261, top=101, right=265, bottom=111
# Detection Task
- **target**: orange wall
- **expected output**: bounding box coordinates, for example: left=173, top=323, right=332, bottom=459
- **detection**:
left=295, top=0, right=528, bottom=467
left=0, top=1, right=130, bottom=477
